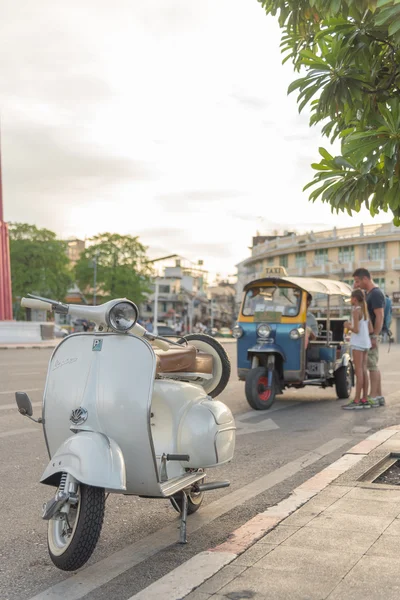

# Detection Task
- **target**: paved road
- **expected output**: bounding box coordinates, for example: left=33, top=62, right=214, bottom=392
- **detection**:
left=1, top=342, right=400, bottom=600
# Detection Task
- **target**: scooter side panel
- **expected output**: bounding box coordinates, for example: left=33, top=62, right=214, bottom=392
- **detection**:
left=43, top=333, right=161, bottom=496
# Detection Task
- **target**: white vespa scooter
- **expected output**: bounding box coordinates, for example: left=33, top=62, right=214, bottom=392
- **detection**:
left=15, top=294, right=235, bottom=571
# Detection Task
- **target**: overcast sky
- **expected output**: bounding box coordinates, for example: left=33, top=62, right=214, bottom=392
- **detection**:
left=1, top=0, right=389, bottom=280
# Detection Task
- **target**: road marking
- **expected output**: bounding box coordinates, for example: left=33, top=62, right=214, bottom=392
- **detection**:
left=236, top=402, right=297, bottom=422
left=0, top=427, right=39, bottom=439
left=0, top=362, right=49, bottom=367
left=27, top=437, right=350, bottom=600
left=0, top=388, right=41, bottom=395
left=129, top=551, right=236, bottom=600
left=4, top=371, right=42, bottom=376
left=236, top=417, right=279, bottom=436
left=0, top=401, right=41, bottom=411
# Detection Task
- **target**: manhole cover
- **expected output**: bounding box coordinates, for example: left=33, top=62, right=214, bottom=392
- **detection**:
left=374, top=460, right=400, bottom=485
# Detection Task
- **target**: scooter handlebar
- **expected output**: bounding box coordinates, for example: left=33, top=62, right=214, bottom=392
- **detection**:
left=151, top=338, right=170, bottom=351
left=131, top=323, right=170, bottom=351
left=21, top=297, right=53, bottom=312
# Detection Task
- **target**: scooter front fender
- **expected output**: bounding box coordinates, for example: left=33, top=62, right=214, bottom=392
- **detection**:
left=40, top=431, right=126, bottom=491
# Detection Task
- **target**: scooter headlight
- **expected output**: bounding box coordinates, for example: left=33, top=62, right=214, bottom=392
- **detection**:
left=232, top=325, right=244, bottom=339
left=107, top=301, right=138, bottom=332
left=257, top=324, right=271, bottom=338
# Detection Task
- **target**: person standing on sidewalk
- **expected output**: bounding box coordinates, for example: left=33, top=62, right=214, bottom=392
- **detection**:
left=353, top=268, right=385, bottom=406
left=342, top=289, right=372, bottom=409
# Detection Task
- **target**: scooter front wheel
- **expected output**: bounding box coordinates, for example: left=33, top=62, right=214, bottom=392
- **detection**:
left=47, top=483, right=105, bottom=571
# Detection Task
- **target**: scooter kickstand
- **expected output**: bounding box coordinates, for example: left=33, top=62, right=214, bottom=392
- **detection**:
left=179, top=491, right=188, bottom=544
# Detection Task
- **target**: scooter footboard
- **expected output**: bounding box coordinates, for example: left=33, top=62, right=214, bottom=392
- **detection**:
left=40, top=432, right=126, bottom=491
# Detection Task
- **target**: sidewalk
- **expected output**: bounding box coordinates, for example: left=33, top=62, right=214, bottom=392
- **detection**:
left=132, top=426, right=400, bottom=600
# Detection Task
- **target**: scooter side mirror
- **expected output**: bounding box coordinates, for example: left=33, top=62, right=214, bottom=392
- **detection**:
left=15, top=392, right=33, bottom=416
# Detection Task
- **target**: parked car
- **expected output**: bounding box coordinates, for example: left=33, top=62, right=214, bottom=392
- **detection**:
left=72, top=319, right=95, bottom=332
left=217, top=327, right=233, bottom=338
left=54, top=325, right=69, bottom=338
left=156, top=324, right=176, bottom=336
left=205, top=327, right=218, bottom=337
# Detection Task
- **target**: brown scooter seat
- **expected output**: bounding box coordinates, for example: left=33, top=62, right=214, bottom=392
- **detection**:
left=154, top=344, right=213, bottom=375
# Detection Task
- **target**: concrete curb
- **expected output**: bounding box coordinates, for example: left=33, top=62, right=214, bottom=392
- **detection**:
left=128, top=425, right=400, bottom=600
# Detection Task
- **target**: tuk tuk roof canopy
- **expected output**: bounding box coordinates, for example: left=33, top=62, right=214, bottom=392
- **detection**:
left=243, top=277, right=352, bottom=297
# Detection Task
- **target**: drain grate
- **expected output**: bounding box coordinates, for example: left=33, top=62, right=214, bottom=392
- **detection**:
left=374, top=460, right=400, bottom=486
left=358, top=453, right=400, bottom=485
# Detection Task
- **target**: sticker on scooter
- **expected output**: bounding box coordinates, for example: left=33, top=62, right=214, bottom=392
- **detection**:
left=92, top=339, right=103, bottom=351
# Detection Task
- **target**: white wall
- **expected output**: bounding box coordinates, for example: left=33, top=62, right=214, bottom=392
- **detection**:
left=0, top=322, right=42, bottom=343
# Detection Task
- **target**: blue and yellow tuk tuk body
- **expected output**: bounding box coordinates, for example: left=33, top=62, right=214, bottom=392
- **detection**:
left=234, top=272, right=354, bottom=410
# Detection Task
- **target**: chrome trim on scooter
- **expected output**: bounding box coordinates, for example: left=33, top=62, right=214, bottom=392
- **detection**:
left=160, top=472, right=206, bottom=497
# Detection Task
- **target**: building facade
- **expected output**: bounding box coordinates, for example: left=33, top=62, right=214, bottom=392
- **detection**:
left=207, top=282, right=236, bottom=329
left=65, top=239, right=86, bottom=264
left=140, top=255, right=209, bottom=330
left=236, top=222, right=400, bottom=340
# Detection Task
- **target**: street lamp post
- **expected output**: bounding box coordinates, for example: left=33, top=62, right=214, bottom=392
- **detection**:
left=189, top=297, right=194, bottom=333
left=93, top=252, right=99, bottom=306
left=153, top=280, right=159, bottom=335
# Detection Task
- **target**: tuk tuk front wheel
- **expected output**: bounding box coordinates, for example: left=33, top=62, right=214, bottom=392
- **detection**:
left=335, top=364, right=353, bottom=399
left=245, top=366, right=277, bottom=410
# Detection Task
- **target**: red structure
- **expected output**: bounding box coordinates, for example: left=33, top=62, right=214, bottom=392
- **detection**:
left=0, top=131, right=13, bottom=321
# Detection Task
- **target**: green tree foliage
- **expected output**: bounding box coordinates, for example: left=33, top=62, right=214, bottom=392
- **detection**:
left=258, top=0, right=400, bottom=223
left=75, top=233, right=153, bottom=304
left=9, top=223, right=73, bottom=317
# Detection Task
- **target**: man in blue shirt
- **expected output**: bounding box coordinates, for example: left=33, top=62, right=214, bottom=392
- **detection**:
left=353, top=268, right=385, bottom=406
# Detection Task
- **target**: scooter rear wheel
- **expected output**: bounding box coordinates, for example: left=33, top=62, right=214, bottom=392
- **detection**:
left=170, top=487, right=204, bottom=514
left=178, top=334, right=231, bottom=398
left=47, top=483, right=105, bottom=571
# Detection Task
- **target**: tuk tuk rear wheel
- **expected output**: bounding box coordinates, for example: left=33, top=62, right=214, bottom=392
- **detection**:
left=245, top=367, right=277, bottom=410
left=335, top=364, right=353, bottom=399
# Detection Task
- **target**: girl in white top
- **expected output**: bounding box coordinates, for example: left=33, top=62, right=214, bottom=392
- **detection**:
left=343, top=289, right=372, bottom=409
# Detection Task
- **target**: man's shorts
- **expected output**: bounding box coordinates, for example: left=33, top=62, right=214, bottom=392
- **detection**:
left=367, top=340, right=380, bottom=371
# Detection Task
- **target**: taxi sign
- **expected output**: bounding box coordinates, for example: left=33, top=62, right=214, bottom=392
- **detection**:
left=263, top=266, right=288, bottom=276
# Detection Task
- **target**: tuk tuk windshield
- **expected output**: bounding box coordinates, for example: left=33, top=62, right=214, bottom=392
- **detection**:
left=242, top=286, right=301, bottom=321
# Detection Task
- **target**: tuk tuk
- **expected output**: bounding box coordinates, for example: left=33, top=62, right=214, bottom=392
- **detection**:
left=233, top=269, right=354, bottom=410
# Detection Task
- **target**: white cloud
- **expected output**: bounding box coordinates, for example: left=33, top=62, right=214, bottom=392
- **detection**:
left=1, top=0, right=389, bottom=280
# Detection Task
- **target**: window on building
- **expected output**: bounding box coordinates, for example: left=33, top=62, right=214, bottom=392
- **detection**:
left=159, top=285, right=170, bottom=294
left=375, top=277, right=385, bottom=291
left=279, top=255, right=288, bottom=268
left=314, top=249, right=328, bottom=265
left=367, top=242, right=386, bottom=260
left=266, top=257, right=274, bottom=266
left=295, top=252, right=307, bottom=267
left=338, top=246, right=355, bottom=263
left=162, top=302, right=167, bottom=312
